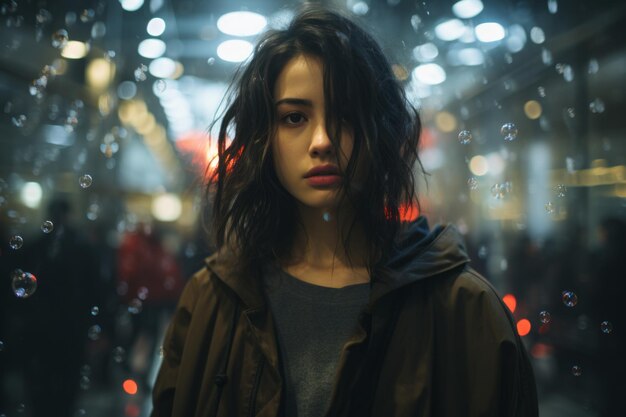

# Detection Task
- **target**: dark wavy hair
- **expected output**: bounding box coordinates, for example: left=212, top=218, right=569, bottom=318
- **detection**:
left=206, top=4, right=423, bottom=274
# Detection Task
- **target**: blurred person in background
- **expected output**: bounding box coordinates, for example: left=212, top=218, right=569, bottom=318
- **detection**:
left=9, top=197, right=100, bottom=417
left=151, top=5, right=538, bottom=417
left=116, top=221, right=184, bottom=385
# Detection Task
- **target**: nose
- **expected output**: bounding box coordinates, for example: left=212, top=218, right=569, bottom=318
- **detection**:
left=308, top=120, right=334, bottom=158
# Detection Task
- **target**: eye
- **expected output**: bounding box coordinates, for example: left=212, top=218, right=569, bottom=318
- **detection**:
left=281, top=112, right=306, bottom=126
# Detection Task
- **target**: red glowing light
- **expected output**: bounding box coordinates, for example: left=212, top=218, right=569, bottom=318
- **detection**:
left=123, top=379, right=138, bottom=395
left=399, top=202, right=420, bottom=222
left=517, top=319, right=531, bottom=336
left=502, top=294, right=517, bottom=313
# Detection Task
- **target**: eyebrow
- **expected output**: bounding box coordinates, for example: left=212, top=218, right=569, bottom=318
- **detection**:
left=274, top=98, right=313, bottom=107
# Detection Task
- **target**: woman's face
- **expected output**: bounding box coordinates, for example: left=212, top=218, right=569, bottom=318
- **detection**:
left=271, top=54, right=355, bottom=211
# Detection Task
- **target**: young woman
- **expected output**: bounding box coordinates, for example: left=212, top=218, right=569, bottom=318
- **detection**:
left=151, top=5, right=538, bottom=417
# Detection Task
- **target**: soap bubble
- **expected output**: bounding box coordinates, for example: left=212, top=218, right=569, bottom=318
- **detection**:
left=563, top=65, right=574, bottom=82
left=589, top=98, right=605, bottom=113
left=600, top=321, right=613, bottom=334
left=500, top=122, right=518, bottom=141
left=566, top=107, right=575, bottom=118
left=128, top=298, right=143, bottom=314
left=87, top=325, right=101, bottom=341
left=9, top=235, right=23, bottom=249
left=11, top=114, right=26, bottom=127
left=137, top=286, right=149, bottom=300
left=562, top=290, right=578, bottom=307
left=571, top=365, right=582, bottom=377
left=491, top=182, right=511, bottom=199
left=90, top=306, right=99, bottom=316
left=12, top=269, right=37, bottom=298
left=80, top=9, right=95, bottom=23
left=154, top=79, right=166, bottom=93
left=51, top=29, right=69, bottom=49
left=36, top=8, right=52, bottom=24
left=467, top=177, right=478, bottom=190
left=207, top=57, right=216, bottom=65
left=458, top=130, right=472, bottom=145
left=539, top=310, right=551, bottom=324
left=588, top=59, right=599, bottom=74
left=41, top=220, right=54, bottom=233
left=555, top=184, right=567, bottom=198
left=79, top=174, right=92, bottom=188
left=112, top=346, right=126, bottom=363
left=538, top=86, right=546, bottom=97
left=79, top=375, right=90, bottom=390
left=545, top=202, right=555, bottom=214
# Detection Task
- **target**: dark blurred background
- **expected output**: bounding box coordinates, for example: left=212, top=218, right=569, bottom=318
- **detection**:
left=1, top=0, right=625, bottom=416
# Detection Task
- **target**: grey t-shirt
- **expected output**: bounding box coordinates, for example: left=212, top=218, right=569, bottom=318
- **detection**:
left=262, top=265, right=370, bottom=417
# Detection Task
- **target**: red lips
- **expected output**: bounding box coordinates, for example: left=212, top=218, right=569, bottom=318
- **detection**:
left=304, top=164, right=342, bottom=187
left=304, top=164, right=340, bottom=178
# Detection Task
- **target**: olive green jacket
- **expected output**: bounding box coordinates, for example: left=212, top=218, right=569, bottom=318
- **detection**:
left=151, top=221, right=538, bottom=417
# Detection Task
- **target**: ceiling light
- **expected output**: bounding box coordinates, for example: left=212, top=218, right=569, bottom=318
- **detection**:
left=217, top=11, right=267, bottom=36
left=434, top=19, right=466, bottom=41
left=506, top=24, right=527, bottom=53
left=61, top=41, right=89, bottom=59
left=217, top=40, right=253, bottom=63
left=475, top=22, right=505, bottom=42
left=152, top=193, right=182, bottom=222
left=119, top=0, right=144, bottom=12
left=412, top=43, right=439, bottom=62
left=21, top=182, right=43, bottom=208
left=138, top=38, right=166, bottom=58
left=452, top=0, right=484, bottom=19
left=147, top=18, right=166, bottom=36
left=453, top=48, right=484, bottom=65
left=149, top=57, right=177, bottom=78
left=412, top=63, right=446, bottom=85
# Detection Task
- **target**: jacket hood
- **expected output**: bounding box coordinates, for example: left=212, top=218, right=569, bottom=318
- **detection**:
left=206, top=216, right=470, bottom=310
left=369, top=216, right=470, bottom=306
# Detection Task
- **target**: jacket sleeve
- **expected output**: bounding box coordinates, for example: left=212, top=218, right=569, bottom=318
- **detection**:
left=150, top=273, right=202, bottom=417
left=438, top=269, right=538, bottom=417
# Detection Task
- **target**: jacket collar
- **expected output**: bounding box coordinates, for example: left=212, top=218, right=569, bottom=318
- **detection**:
left=205, top=219, right=471, bottom=311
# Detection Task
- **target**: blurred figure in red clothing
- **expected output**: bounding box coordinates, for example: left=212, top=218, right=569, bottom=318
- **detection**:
left=116, top=221, right=185, bottom=380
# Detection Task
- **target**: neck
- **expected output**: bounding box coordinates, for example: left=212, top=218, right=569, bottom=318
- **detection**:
left=287, top=204, right=367, bottom=271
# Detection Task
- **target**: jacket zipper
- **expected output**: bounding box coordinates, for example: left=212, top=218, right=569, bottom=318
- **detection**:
left=248, top=356, right=265, bottom=417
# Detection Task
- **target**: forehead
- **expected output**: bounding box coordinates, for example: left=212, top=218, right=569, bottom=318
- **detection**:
left=273, top=54, right=324, bottom=100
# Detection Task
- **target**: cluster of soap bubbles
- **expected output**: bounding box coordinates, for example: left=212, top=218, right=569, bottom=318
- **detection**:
left=134, top=64, right=148, bottom=82
left=29, top=64, right=56, bottom=99
left=490, top=182, right=512, bottom=199
left=457, top=123, right=518, bottom=145
left=51, top=29, right=69, bottom=49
